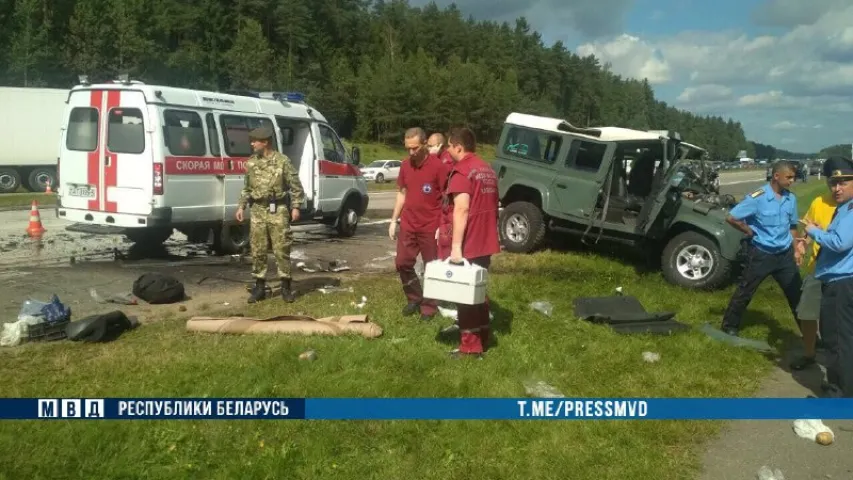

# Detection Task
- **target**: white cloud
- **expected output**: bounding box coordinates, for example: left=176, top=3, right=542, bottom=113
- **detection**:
left=752, top=0, right=849, bottom=27
left=771, top=121, right=797, bottom=130
left=574, top=3, right=853, bottom=151
left=576, top=34, right=671, bottom=84
left=676, top=84, right=733, bottom=103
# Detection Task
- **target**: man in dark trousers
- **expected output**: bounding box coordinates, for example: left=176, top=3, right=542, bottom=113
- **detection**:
left=437, top=127, right=501, bottom=358
left=389, top=127, right=450, bottom=320
left=720, top=160, right=804, bottom=336
left=803, top=159, right=853, bottom=397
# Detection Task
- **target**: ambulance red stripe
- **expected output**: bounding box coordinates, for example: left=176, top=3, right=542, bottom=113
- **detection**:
left=318, top=160, right=360, bottom=176
left=163, top=156, right=249, bottom=175
left=87, top=90, right=103, bottom=211
left=104, top=90, right=121, bottom=212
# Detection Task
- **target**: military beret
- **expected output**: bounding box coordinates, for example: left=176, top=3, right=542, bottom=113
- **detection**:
left=824, top=156, right=853, bottom=179
left=248, top=126, right=273, bottom=140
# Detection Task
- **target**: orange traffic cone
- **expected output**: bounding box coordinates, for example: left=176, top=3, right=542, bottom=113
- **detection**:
left=45, top=179, right=53, bottom=194
left=26, top=200, right=46, bottom=238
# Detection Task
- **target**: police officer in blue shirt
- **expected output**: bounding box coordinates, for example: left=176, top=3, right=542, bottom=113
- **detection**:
left=720, top=160, right=803, bottom=336
left=803, top=159, right=853, bottom=397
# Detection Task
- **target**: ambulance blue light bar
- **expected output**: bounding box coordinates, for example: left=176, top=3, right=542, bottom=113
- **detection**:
left=284, top=92, right=305, bottom=102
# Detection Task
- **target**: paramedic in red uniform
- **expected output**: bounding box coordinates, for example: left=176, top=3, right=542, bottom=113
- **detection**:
left=438, top=127, right=501, bottom=359
left=389, top=127, right=450, bottom=320
left=427, top=132, right=454, bottom=166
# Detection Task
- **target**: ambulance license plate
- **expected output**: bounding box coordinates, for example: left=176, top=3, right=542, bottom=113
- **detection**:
left=68, top=185, right=96, bottom=199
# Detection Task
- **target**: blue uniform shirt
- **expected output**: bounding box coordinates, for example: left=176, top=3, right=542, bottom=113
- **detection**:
left=809, top=199, right=853, bottom=283
left=728, top=183, right=798, bottom=254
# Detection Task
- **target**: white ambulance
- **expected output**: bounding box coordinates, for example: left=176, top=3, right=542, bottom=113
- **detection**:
left=55, top=77, right=369, bottom=254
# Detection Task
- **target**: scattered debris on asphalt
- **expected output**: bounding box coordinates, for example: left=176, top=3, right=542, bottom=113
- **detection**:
left=89, top=288, right=137, bottom=305
left=318, top=285, right=354, bottom=294
left=793, top=419, right=834, bottom=445
left=757, top=465, right=785, bottom=480
left=297, top=259, right=351, bottom=273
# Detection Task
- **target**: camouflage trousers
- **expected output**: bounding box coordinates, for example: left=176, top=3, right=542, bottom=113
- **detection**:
left=249, top=203, right=293, bottom=280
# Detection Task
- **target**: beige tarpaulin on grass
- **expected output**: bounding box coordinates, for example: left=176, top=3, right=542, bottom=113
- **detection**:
left=186, top=314, right=383, bottom=338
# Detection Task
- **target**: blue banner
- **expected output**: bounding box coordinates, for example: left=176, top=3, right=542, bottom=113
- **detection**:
left=3, top=398, right=853, bottom=420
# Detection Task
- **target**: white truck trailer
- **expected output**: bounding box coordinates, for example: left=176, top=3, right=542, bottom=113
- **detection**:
left=0, top=87, right=69, bottom=193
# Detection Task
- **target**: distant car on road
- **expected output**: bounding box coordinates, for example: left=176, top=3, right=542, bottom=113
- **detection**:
left=360, top=160, right=401, bottom=183
left=807, top=160, right=823, bottom=176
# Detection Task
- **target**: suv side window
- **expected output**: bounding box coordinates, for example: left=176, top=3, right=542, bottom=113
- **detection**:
left=319, top=125, right=347, bottom=163
left=502, top=127, right=562, bottom=164
left=566, top=140, right=607, bottom=172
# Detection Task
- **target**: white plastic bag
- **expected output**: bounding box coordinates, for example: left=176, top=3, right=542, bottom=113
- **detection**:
left=1, top=320, right=29, bottom=347
left=792, top=419, right=833, bottom=443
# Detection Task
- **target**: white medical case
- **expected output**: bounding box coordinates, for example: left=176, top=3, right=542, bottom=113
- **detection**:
left=422, top=259, right=488, bottom=305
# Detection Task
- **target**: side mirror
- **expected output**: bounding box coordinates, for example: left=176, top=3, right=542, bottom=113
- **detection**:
left=352, top=146, right=361, bottom=165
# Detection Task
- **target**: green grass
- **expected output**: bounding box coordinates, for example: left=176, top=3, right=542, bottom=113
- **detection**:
left=0, top=191, right=56, bottom=208
left=0, top=176, right=828, bottom=480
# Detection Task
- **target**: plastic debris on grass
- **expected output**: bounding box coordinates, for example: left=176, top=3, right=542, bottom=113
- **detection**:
left=530, top=301, right=553, bottom=316
left=522, top=380, right=565, bottom=398
left=642, top=351, right=661, bottom=363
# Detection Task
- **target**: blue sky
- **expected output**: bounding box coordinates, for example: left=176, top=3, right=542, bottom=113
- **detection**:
left=409, top=0, right=853, bottom=154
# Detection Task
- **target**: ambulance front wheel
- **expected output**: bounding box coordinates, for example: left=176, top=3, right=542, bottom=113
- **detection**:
left=213, top=222, right=250, bottom=255
left=335, top=202, right=359, bottom=237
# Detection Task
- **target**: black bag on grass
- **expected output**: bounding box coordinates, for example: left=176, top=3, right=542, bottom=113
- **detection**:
left=132, top=272, right=185, bottom=304
left=66, top=311, right=140, bottom=343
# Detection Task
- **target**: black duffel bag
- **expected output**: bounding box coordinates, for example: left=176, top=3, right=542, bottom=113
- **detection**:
left=132, top=272, right=185, bottom=304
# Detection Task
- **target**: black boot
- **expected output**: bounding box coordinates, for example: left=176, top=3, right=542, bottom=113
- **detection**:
left=281, top=278, right=295, bottom=303
left=248, top=279, right=266, bottom=304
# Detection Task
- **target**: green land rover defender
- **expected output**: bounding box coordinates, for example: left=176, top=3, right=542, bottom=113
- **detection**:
left=493, top=113, right=745, bottom=290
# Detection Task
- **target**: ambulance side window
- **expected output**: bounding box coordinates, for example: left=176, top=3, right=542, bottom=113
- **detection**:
left=220, top=115, right=277, bottom=157
left=318, top=125, right=347, bottom=163
left=205, top=113, right=220, bottom=156
left=107, top=108, right=145, bottom=154
left=66, top=107, right=98, bottom=152
left=274, top=116, right=294, bottom=148
left=163, top=110, right=206, bottom=157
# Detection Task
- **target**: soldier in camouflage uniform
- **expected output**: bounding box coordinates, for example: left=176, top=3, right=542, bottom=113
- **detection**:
left=236, top=126, right=306, bottom=304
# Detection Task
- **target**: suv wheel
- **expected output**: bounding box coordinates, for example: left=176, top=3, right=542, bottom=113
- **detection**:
left=499, top=201, right=546, bottom=253
left=661, top=231, right=732, bottom=289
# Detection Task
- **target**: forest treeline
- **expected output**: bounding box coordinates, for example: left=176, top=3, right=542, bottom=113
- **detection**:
left=0, top=0, right=778, bottom=158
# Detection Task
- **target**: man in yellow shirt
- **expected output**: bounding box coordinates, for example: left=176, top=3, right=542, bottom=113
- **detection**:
left=790, top=157, right=844, bottom=369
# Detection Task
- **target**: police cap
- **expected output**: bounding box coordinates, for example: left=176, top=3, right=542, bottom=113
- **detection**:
left=824, top=156, right=853, bottom=179
left=248, top=126, right=274, bottom=141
